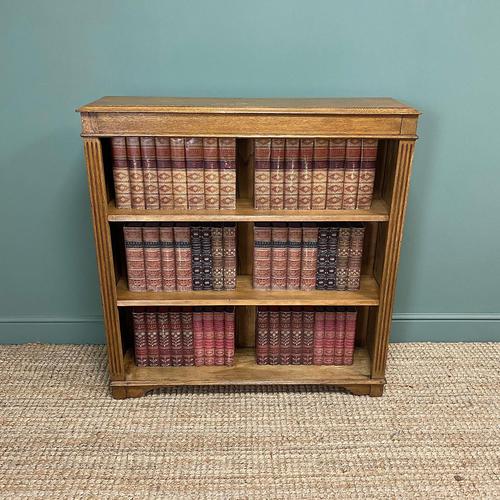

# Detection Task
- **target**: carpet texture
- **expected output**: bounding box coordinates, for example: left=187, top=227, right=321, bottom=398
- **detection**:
left=0, top=343, right=498, bottom=499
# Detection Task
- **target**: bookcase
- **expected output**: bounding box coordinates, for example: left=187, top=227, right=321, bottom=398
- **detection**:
left=77, top=97, right=419, bottom=398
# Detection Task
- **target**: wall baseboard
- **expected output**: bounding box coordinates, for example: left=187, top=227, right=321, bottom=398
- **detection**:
left=0, top=313, right=498, bottom=344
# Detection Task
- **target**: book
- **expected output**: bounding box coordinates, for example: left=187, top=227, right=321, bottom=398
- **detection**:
left=335, top=225, right=351, bottom=291
left=159, top=224, right=176, bottom=291
left=126, top=137, right=145, bottom=209
left=181, top=307, right=195, bottom=366
left=213, top=307, right=225, bottom=366
left=343, top=307, right=357, bottom=365
left=347, top=223, right=365, bottom=291
left=298, top=139, right=313, bottom=209
left=169, top=307, right=183, bottom=366
left=333, top=308, right=346, bottom=365
left=300, top=223, right=318, bottom=291
left=110, top=137, right=131, bottom=208
left=157, top=307, right=172, bottom=366
left=201, top=224, right=213, bottom=290
left=190, top=226, right=203, bottom=291
left=323, top=307, right=336, bottom=365
left=253, top=223, right=272, bottom=290
left=132, top=307, right=148, bottom=367
left=203, top=138, right=220, bottom=209
left=302, top=307, right=315, bottom=364
left=219, top=138, right=236, bottom=210
left=271, top=223, right=288, bottom=290
left=155, top=137, right=174, bottom=209
left=279, top=308, right=292, bottom=365
left=142, top=223, right=162, bottom=292
left=202, top=310, right=215, bottom=366
left=145, top=308, right=160, bottom=367
left=286, top=223, right=302, bottom=290
left=312, top=308, right=325, bottom=365
left=284, top=139, right=300, bottom=209
left=255, top=307, right=269, bottom=365
left=357, top=139, right=378, bottom=209
left=326, top=226, right=339, bottom=290
left=290, top=307, right=303, bottom=365
left=268, top=307, right=280, bottom=365
left=224, top=307, right=235, bottom=366
left=140, top=136, right=160, bottom=209
left=223, top=223, right=237, bottom=290
left=173, top=223, right=192, bottom=291
left=185, top=137, right=205, bottom=210
left=270, top=138, right=285, bottom=209
left=254, top=138, right=271, bottom=209
left=124, top=223, right=146, bottom=292
left=315, top=225, right=329, bottom=290
left=193, top=307, right=204, bottom=366
left=211, top=224, right=224, bottom=291
left=342, top=139, right=362, bottom=209
left=311, top=139, right=328, bottom=209
left=326, top=139, right=346, bottom=209
left=170, top=137, right=188, bottom=209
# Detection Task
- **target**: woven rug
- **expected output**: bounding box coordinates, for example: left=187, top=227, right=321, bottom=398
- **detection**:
left=0, top=343, right=498, bottom=499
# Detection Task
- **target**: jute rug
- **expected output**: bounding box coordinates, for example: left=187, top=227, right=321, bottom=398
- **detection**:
left=0, top=343, right=498, bottom=499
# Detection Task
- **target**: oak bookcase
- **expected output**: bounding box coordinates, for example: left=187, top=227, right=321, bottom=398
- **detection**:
left=77, top=97, right=419, bottom=399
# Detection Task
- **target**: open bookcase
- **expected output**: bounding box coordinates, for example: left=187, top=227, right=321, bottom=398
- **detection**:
left=77, top=97, right=419, bottom=398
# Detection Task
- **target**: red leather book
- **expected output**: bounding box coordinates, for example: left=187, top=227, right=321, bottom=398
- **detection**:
left=193, top=307, right=204, bottom=366
left=333, top=308, right=346, bottom=365
left=170, top=137, right=188, bottom=209
left=253, top=223, right=272, bottom=290
left=224, top=307, right=235, bottom=366
left=140, top=136, right=160, bottom=209
left=313, top=308, right=325, bottom=365
left=284, top=138, right=300, bottom=209
left=185, top=137, right=205, bottom=210
left=300, top=223, right=318, bottom=291
left=155, top=137, right=174, bottom=209
left=203, top=138, right=220, bottom=209
left=110, top=137, right=131, bottom=208
left=123, top=223, right=146, bottom=292
left=279, top=308, right=292, bottom=365
left=145, top=308, right=160, bottom=367
left=323, top=307, right=336, bottom=365
left=169, top=307, right=183, bottom=367
left=219, top=138, right=236, bottom=210
left=347, top=223, right=365, bottom=291
left=357, top=139, right=378, bottom=209
left=311, top=139, right=328, bottom=210
left=223, top=223, right=237, bottom=290
left=132, top=307, right=148, bottom=367
left=302, top=307, right=315, bottom=365
left=214, top=307, right=225, bottom=366
left=126, top=137, right=145, bottom=209
left=157, top=307, right=171, bottom=366
left=298, top=139, right=313, bottom=209
left=290, top=307, right=303, bottom=365
left=270, top=138, right=285, bottom=209
left=173, top=223, right=192, bottom=291
left=342, top=139, right=362, bottom=209
left=286, top=223, right=302, bottom=290
left=142, top=223, right=162, bottom=292
left=181, top=307, right=195, bottom=366
left=256, top=307, right=269, bottom=365
left=326, top=139, right=346, bottom=209
left=268, top=306, right=280, bottom=365
left=160, top=223, right=176, bottom=291
left=202, top=310, right=215, bottom=365
left=335, top=225, right=351, bottom=291
left=271, top=222, right=288, bottom=290
left=211, top=224, right=224, bottom=291
left=343, top=307, right=357, bottom=365
left=254, top=138, right=271, bottom=209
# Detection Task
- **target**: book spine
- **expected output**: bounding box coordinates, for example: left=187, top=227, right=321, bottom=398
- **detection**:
left=126, top=137, right=145, bottom=209
left=140, top=136, right=160, bottom=209
left=300, top=224, right=318, bottom=291
left=111, top=137, right=131, bottom=208
left=123, top=223, right=146, bottom=292
left=253, top=223, right=272, bottom=290
left=155, top=137, right=174, bottom=209
left=173, top=223, right=192, bottom=291
left=302, top=308, right=315, bottom=365
left=159, top=224, right=176, bottom=291
left=145, top=309, right=160, bottom=367
left=203, top=138, right=220, bottom=209
left=192, top=307, right=204, bottom=366
left=313, top=308, right=325, bottom=365
left=219, top=138, right=236, bottom=210
left=142, top=223, right=162, bottom=292
left=315, top=225, right=329, bottom=290
left=157, top=307, right=171, bottom=366
left=323, top=307, right=335, bottom=365
left=181, top=307, right=195, bottom=366
left=334, top=308, right=346, bottom=365
left=356, top=139, right=378, bottom=209
left=185, top=137, right=205, bottom=210
left=223, top=223, right=237, bottom=290
left=342, top=139, right=362, bottom=209
left=343, top=307, right=357, bottom=365
left=286, top=223, right=302, bottom=290
left=335, top=225, right=351, bottom=291
left=213, top=308, right=225, bottom=366
left=254, top=138, right=271, bottom=209
left=271, top=223, right=288, bottom=290
left=170, top=137, right=188, bottom=209
left=290, top=307, right=303, bottom=365
left=169, top=307, right=183, bottom=367
left=270, top=138, right=285, bottom=209
left=201, top=224, right=213, bottom=290
left=255, top=307, right=269, bottom=365
left=298, top=139, right=313, bottom=209
left=268, top=307, right=280, bottom=365
left=202, top=310, right=215, bottom=366
left=347, top=224, right=365, bottom=291
left=326, top=227, right=339, bottom=290
left=326, top=139, right=346, bottom=209
left=190, top=226, right=203, bottom=291
left=284, top=138, right=300, bottom=209
left=311, top=139, right=328, bottom=209
left=211, top=224, right=224, bottom=291
left=132, top=307, right=148, bottom=367
left=224, top=307, right=235, bottom=366
left=279, top=308, right=292, bottom=365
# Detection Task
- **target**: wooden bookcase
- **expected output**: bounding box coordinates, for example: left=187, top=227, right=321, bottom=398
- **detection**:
left=77, top=97, right=419, bottom=399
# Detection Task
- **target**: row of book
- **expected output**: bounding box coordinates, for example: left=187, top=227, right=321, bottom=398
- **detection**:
left=124, top=223, right=237, bottom=292
left=256, top=307, right=357, bottom=365
left=253, top=223, right=365, bottom=291
left=111, top=137, right=236, bottom=210
left=254, top=138, right=378, bottom=210
left=132, top=307, right=235, bottom=367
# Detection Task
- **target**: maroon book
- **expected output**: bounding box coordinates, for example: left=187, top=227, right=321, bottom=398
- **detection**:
left=311, top=139, right=328, bottom=210
left=126, top=137, right=145, bottom=209
left=271, top=223, right=288, bottom=290
left=142, top=223, right=162, bottom=292
left=290, top=307, right=303, bottom=365
left=173, top=223, right=192, bottom=291
left=211, top=224, right=224, bottom=291
left=181, top=307, right=195, bottom=366
left=157, top=307, right=171, bottom=366
left=284, top=138, right=300, bottom=209
left=313, top=308, right=325, bottom=365
left=268, top=307, right=280, bottom=365
left=333, top=308, right=346, bottom=365
left=140, top=136, right=160, bottom=209
left=132, top=307, right=148, bottom=367
left=219, top=138, right=236, bottom=210
left=214, top=307, right=225, bottom=366
left=335, top=225, right=351, bottom=291
left=159, top=224, right=176, bottom=291
left=342, top=139, right=362, bottom=209
left=193, top=307, right=204, bottom=366
left=254, top=138, right=272, bottom=209
left=286, top=223, right=302, bottom=290
left=223, top=223, right=237, bottom=290
left=253, top=223, right=272, bottom=290
left=124, top=223, right=146, bottom=292
left=224, top=307, right=235, bottom=366
left=357, top=139, right=378, bottom=209
left=300, top=223, right=318, bottom=291
left=343, top=307, right=357, bottom=365
left=170, top=137, right=188, bottom=209
left=270, top=138, right=285, bottom=209
left=110, top=137, right=131, bottom=208
left=279, top=308, right=292, bottom=365
left=185, top=137, right=205, bottom=210
left=323, top=307, right=336, bottom=365
left=202, top=310, right=215, bottom=366
left=145, top=308, right=160, bottom=367
left=255, top=307, right=269, bottom=365
left=302, top=307, right=315, bottom=365
left=347, top=224, right=365, bottom=291
left=169, top=307, right=183, bottom=367
left=326, top=139, right=346, bottom=209
left=298, top=139, right=313, bottom=209
left=155, top=137, right=174, bottom=209
left=203, top=138, right=220, bottom=209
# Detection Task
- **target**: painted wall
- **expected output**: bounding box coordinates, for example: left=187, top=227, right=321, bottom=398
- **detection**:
left=1, top=0, right=499, bottom=343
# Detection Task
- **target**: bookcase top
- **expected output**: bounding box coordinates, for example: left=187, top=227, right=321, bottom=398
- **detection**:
left=78, top=97, right=419, bottom=115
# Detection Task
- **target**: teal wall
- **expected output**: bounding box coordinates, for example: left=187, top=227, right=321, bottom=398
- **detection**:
left=1, top=0, right=499, bottom=343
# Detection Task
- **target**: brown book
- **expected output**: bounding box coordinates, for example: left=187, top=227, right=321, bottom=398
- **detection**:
left=203, top=138, right=219, bottom=209
left=142, top=223, right=162, bottom=292
left=270, top=138, right=285, bottom=209
left=356, top=139, right=378, bottom=209
left=271, top=223, right=288, bottom=290
left=284, top=139, right=300, bottom=209
left=323, top=307, right=336, bottom=365
left=173, top=223, right=192, bottom=291
left=335, top=225, right=351, bottom=291
left=211, top=224, right=224, bottom=291
left=279, top=308, right=292, bottom=365
left=311, top=139, right=328, bottom=209
left=224, top=307, right=235, bottom=366
left=254, top=138, right=271, bottom=209
left=185, top=137, right=205, bottom=210
left=159, top=224, right=176, bottom=291
left=169, top=307, right=183, bottom=367
left=342, top=139, right=362, bottom=209
left=193, top=307, right=204, bottom=366
left=145, top=309, right=159, bottom=367
left=290, top=307, right=303, bottom=365
left=132, top=307, right=148, bottom=367
left=140, top=137, right=160, bottom=209
left=300, top=223, right=318, bottom=291
left=302, top=307, right=315, bottom=364
left=181, top=307, right=195, bottom=366
left=286, top=223, right=302, bottom=290
left=334, top=308, right=346, bottom=365
left=219, top=138, right=236, bottom=209
left=298, top=139, right=313, bottom=209
left=223, top=223, right=237, bottom=290
left=313, top=308, right=325, bottom=365
left=110, top=137, right=131, bottom=208
left=347, top=224, right=365, bottom=291
left=255, top=307, right=269, bottom=365
left=126, top=137, right=145, bottom=209
left=202, top=310, right=215, bottom=366
left=155, top=137, right=174, bottom=209
left=123, top=223, right=146, bottom=292
left=157, top=307, right=171, bottom=366
left=253, top=223, right=272, bottom=290
left=326, top=139, right=346, bottom=209
left=170, top=137, right=188, bottom=209
left=268, top=307, right=280, bottom=365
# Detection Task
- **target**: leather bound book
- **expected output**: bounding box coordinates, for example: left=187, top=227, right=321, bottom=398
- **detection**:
left=315, top=225, right=329, bottom=290
left=203, top=138, right=220, bottom=209
left=357, top=139, right=378, bottom=209
left=347, top=223, right=365, bottom=291
left=140, top=136, right=160, bottom=209
left=214, top=307, right=225, bottom=366
left=157, top=307, right=171, bottom=367
left=190, top=226, right=203, bottom=291
left=254, top=138, right=272, bottom=209
left=132, top=307, right=148, bottom=367
left=202, top=309, right=215, bottom=366
left=223, top=223, right=237, bottom=290
left=142, top=223, right=162, bottom=292
left=279, top=308, right=292, bottom=365
left=323, top=307, right=336, bottom=365
left=181, top=307, right=195, bottom=366
left=313, top=308, right=325, bottom=365
left=284, top=138, right=300, bottom=209
left=124, top=223, right=146, bottom=292
left=169, top=307, right=183, bottom=367
left=224, top=307, right=235, bottom=366
left=155, top=137, right=175, bottom=209
left=271, top=222, right=288, bottom=290
left=268, top=306, right=280, bottom=365
left=211, top=224, right=224, bottom=291
left=219, top=138, right=236, bottom=209
left=193, top=307, right=204, bottom=366
left=302, top=307, right=315, bottom=365
left=185, top=137, right=205, bottom=210
left=145, top=308, right=160, bottom=367
left=255, top=307, right=269, bottom=365
left=326, top=139, right=346, bottom=209
left=253, top=223, right=272, bottom=290
left=326, top=226, right=339, bottom=290
left=343, top=307, right=357, bottom=365
left=170, top=137, right=188, bottom=209
left=201, top=224, right=213, bottom=290
left=311, top=139, right=328, bottom=209
left=160, top=224, right=176, bottom=291
left=290, top=307, right=303, bottom=365
left=270, top=138, right=285, bottom=209
left=300, top=223, right=319, bottom=291
left=110, top=137, right=131, bottom=208
left=173, top=223, right=193, bottom=291
left=298, top=139, right=314, bottom=209
left=333, top=308, right=346, bottom=365
left=342, top=139, right=362, bottom=209
left=335, top=225, right=351, bottom=291
left=126, top=137, right=145, bottom=209
left=286, top=223, right=302, bottom=290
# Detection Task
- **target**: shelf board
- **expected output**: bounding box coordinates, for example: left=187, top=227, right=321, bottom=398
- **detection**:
left=120, top=347, right=376, bottom=386
left=107, top=198, right=389, bottom=222
left=116, top=275, right=379, bottom=306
